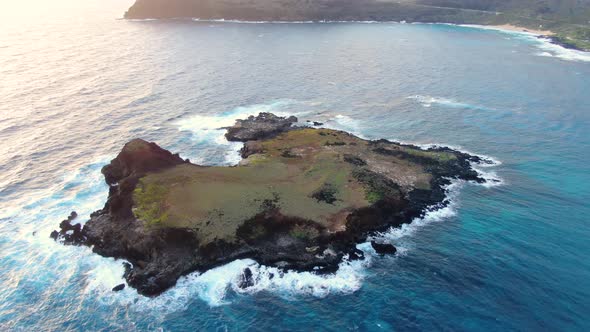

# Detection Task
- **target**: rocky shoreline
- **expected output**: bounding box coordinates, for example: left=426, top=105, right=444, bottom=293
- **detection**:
left=540, top=35, right=588, bottom=52
left=52, top=113, right=492, bottom=296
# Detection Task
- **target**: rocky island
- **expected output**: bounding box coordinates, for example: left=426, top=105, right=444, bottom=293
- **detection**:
left=52, top=113, right=491, bottom=296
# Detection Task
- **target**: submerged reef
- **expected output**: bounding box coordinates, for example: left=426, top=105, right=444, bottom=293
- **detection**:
left=52, top=113, right=491, bottom=296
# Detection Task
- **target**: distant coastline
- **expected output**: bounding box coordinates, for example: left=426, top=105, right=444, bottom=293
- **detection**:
left=124, top=0, right=590, bottom=51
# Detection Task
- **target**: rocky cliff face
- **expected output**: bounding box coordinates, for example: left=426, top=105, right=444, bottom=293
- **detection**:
left=52, top=113, right=491, bottom=296
left=101, top=139, right=188, bottom=219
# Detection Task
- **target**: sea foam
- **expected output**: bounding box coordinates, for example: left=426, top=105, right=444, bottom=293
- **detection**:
left=407, top=95, right=496, bottom=111
left=82, top=253, right=370, bottom=311
left=370, top=180, right=463, bottom=252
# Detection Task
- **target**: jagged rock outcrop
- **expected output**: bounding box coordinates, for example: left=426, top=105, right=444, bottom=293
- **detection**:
left=371, top=241, right=397, bottom=255
left=50, top=211, right=84, bottom=244
left=225, top=112, right=297, bottom=142
left=112, top=284, right=126, bottom=292
left=102, top=139, right=187, bottom=185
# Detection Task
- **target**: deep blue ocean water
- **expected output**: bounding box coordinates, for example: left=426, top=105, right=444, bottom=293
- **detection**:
left=1, top=1, right=590, bottom=331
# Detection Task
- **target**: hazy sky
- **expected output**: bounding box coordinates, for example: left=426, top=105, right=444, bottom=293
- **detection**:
left=0, top=0, right=135, bottom=20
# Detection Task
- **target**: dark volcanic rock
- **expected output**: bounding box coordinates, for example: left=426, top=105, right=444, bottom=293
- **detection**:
left=84, top=215, right=201, bottom=296
left=50, top=140, right=193, bottom=296
left=52, top=211, right=86, bottom=245
left=101, top=139, right=187, bottom=219
left=348, top=248, right=365, bottom=261
left=238, top=267, right=255, bottom=289
left=343, top=154, right=367, bottom=166
left=112, top=284, right=126, bottom=292
left=102, top=138, right=186, bottom=186
left=371, top=241, right=397, bottom=255
left=307, top=120, right=324, bottom=126
left=225, top=112, right=297, bottom=142
left=235, top=210, right=342, bottom=271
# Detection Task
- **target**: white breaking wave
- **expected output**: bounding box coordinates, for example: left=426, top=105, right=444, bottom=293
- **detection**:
left=407, top=95, right=495, bottom=111
left=450, top=23, right=590, bottom=63
left=533, top=37, right=590, bottom=62
left=407, top=95, right=467, bottom=108
left=474, top=167, right=504, bottom=188
left=88, top=255, right=371, bottom=310
left=371, top=180, right=462, bottom=246
left=322, top=114, right=366, bottom=137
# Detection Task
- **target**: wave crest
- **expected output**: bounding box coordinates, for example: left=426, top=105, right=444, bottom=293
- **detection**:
left=407, top=95, right=496, bottom=111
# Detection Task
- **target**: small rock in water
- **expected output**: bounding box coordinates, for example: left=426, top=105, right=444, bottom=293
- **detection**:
left=371, top=241, right=397, bottom=255
left=112, top=284, right=125, bottom=292
left=238, top=267, right=255, bottom=289
left=348, top=248, right=365, bottom=260
left=225, top=113, right=297, bottom=142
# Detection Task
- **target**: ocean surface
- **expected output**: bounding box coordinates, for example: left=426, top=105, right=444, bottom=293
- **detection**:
left=1, top=0, right=590, bottom=331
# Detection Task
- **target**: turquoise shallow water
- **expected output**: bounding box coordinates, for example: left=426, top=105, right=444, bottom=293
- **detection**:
left=1, top=1, right=590, bottom=331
